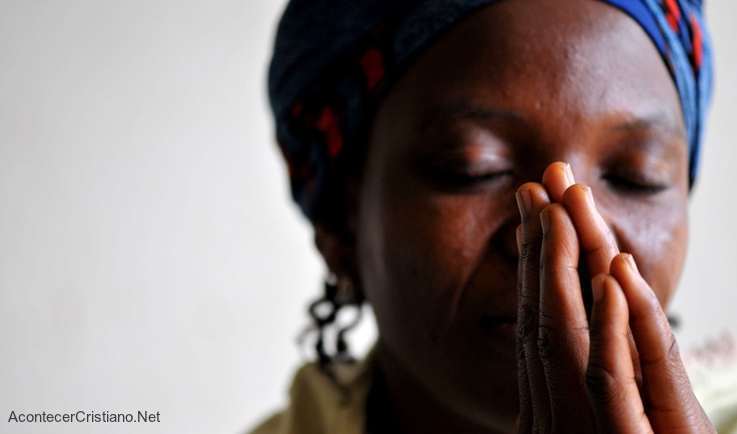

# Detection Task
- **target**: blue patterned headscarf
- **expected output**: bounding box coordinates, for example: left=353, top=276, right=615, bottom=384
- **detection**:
left=268, top=0, right=713, bottom=222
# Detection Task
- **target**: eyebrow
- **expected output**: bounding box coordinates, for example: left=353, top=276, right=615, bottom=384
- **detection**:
left=419, top=102, right=528, bottom=133
left=607, top=112, right=687, bottom=157
left=420, top=103, right=685, bottom=151
left=609, top=113, right=683, bottom=137
left=428, top=103, right=680, bottom=134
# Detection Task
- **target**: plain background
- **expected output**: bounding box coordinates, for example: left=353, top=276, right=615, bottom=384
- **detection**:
left=0, top=1, right=734, bottom=433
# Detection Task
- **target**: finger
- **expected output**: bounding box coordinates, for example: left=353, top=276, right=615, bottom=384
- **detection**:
left=542, top=161, right=575, bottom=203
left=586, top=273, right=653, bottom=434
left=610, top=254, right=715, bottom=433
left=516, top=224, right=534, bottom=434
left=562, top=184, right=619, bottom=277
left=516, top=182, right=552, bottom=432
left=557, top=183, right=642, bottom=390
left=538, top=204, right=596, bottom=432
left=516, top=334, right=534, bottom=434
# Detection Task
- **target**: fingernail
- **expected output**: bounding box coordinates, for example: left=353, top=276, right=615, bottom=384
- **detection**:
left=540, top=207, right=551, bottom=233
left=564, top=163, right=575, bottom=185
left=592, top=274, right=607, bottom=303
left=583, top=185, right=596, bottom=207
left=515, top=188, right=532, bottom=220
left=625, top=253, right=638, bottom=272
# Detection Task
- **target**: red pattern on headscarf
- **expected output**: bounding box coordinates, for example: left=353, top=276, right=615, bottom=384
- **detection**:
left=690, top=14, right=703, bottom=69
left=665, top=0, right=681, bottom=32
left=316, top=106, right=343, bottom=158
left=360, top=48, right=385, bottom=91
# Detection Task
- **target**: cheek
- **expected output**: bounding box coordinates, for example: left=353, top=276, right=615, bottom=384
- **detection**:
left=357, top=173, right=505, bottom=345
left=610, top=198, right=688, bottom=308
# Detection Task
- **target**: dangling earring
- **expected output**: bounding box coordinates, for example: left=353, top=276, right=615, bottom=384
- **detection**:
left=301, top=271, right=364, bottom=367
left=333, top=274, right=363, bottom=360
left=296, top=271, right=365, bottom=402
left=335, top=273, right=357, bottom=305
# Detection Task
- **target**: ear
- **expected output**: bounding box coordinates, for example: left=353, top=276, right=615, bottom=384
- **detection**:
left=313, top=166, right=363, bottom=277
left=314, top=219, right=366, bottom=303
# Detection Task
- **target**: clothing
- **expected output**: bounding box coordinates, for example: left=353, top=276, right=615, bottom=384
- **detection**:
left=268, top=0, right=713, bottom=222
left=249, top=347, right=376, bottom=434
left=249, top=339, right=737, bottom=434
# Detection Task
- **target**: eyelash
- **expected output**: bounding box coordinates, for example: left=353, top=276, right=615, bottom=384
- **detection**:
left=429, top=164, right=668, bottom=195
left=438, top=170, right=513, bottom=188
left=602, top=173, right=669, bottom=195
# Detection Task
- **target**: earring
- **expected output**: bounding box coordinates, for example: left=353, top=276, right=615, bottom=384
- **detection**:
left=324, top=271, right=360, bottom=305
left=303, top=271, right=364, bottom=353
left=335, top=274, right=356, bottom=305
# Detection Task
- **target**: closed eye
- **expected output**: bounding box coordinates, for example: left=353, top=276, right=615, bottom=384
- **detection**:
left=602, top=173, right=669, bottom=195
left=437, top=169, right=514, bottom=189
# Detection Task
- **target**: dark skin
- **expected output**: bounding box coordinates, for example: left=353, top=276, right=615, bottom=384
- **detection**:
left=315, top=0, right=714, bottom=432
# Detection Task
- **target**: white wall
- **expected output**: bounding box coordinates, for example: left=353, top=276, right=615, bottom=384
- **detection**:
left=0, top=1, right=734, bottom=433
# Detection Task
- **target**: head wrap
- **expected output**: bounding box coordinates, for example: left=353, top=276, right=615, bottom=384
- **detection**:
left=268, top=0, right=713, bottom=222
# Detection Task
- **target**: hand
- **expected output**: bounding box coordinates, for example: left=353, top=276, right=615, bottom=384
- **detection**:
left=514, top=162, right=715, bottom=434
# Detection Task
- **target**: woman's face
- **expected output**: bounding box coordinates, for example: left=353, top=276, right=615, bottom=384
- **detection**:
left=352, top=0, right=689, bottom=428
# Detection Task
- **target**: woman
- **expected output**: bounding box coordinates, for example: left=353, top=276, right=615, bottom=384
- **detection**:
left=254, top=0, right=727, bottom=432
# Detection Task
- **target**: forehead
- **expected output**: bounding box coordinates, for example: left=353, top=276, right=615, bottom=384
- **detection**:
left=382, top=0, right=684, bottom=141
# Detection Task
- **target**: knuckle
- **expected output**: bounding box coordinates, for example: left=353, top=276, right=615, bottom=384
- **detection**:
left=537, top=325, right=555, bottom=360
left=517, top=312, right=529, bottom=341
left=517, top=341, right=527, bottom=361
left=584, top=363, right=621, bottom=405
left=642, top=332, right=681, bottom=368
left=643, top=290, right=662, bottom=314
left=519, top=244, right=532, bottom=262
left=666, top=333, right=680, bottom=361
left=517, top=306, right=537, bottom=341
